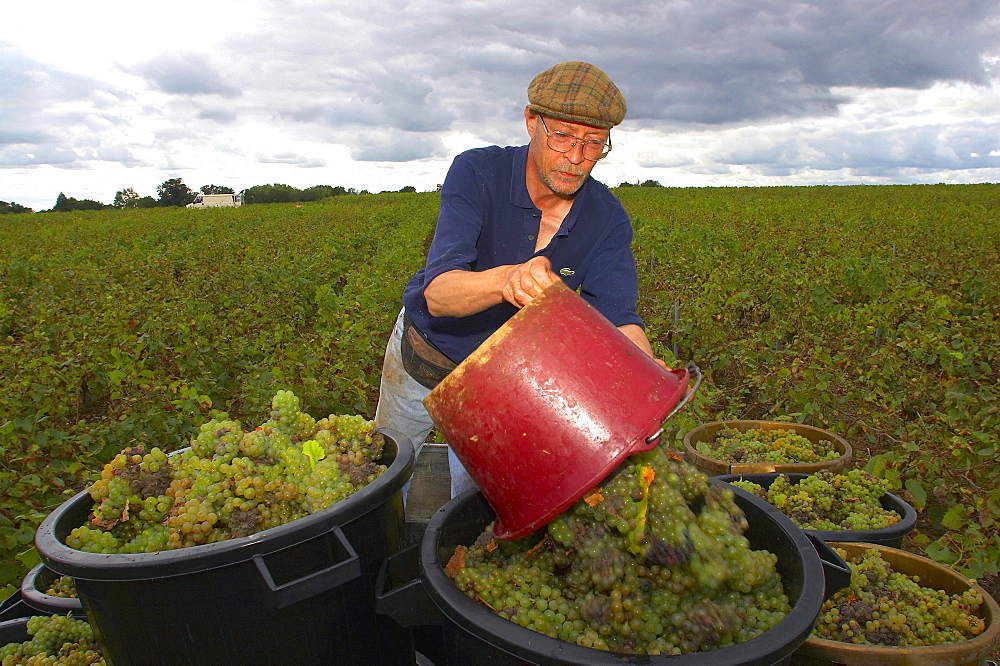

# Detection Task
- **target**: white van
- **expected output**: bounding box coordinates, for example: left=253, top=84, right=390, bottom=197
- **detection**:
left=186, top=192, right=242, bottom=208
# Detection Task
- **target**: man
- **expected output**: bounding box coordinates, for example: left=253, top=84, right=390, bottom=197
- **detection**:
left=375, top=61, right=661, bottom=498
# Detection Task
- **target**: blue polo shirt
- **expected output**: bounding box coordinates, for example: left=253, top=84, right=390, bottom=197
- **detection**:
left=402, top=144, right=643, bottom=363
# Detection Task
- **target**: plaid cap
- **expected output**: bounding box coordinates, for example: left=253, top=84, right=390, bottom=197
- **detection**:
left=527, top=61, right=626, bottom=129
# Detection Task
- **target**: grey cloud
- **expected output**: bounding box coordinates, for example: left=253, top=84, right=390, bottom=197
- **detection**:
left=257, top=152, right=327, bottom=167
left=0, top=43, right=128, bottom=166
left=197, top=108, right=239, bottom=123
left=235, top=0, right=997, bottom=150
left=0, top=144, right=79, bottom=166
left=349, top=132, right=447, bottom=162
left=130, top=52, right=240, bottom=97
left=682, top=122, right=1000, bottom=176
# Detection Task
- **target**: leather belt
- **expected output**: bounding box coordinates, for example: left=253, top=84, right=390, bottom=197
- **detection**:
left=401, top=314, right=457, bottom=389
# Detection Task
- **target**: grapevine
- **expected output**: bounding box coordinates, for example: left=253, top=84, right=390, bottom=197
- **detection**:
left=696, top=427, right=840, bottom=464
left=64, top=390, right=386, bottom=554
left=446, top=449, right=791, bottom=656
left=731, top=469, right=901, bottom=531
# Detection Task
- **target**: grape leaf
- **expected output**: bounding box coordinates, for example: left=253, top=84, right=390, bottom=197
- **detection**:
left=904, top=479, right=927, bottom=510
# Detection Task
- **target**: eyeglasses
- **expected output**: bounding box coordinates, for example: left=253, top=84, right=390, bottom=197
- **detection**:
left=537, top=116, right=612, bottom=161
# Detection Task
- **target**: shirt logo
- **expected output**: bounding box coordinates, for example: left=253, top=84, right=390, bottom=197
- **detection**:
left=559, top=267, right=575, bottom=276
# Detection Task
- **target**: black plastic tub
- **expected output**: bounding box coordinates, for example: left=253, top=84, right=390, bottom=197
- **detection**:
left=20, top=563, right=83, bottom=617
left=0, top=617, right=29, bottom=648
left=0, top=592, right=29, bottom=624
left=34, top=429, right=415, bottom=666
left=378, top=482, right=851, bottom=666
left=713, top=473, right=917, bottom=548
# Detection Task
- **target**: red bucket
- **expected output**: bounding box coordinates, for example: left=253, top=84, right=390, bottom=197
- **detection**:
left=423, top=280, right=698, bottom=539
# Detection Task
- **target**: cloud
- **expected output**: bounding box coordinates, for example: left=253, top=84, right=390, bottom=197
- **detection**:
left=257, top=152, right=326, bottom=167
left=129, top=52, right=240, bottom=97
left=197, top=107, right=239, bottom=123
left=349, top=132, right=448, bottom=162
left=0, top=43, right=132, bottom=167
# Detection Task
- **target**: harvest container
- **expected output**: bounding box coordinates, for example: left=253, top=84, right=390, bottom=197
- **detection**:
left=424, top=280, right=699, bottom=540
left=377, top=483, right=852, bottom=666
left=0, top=617, right=29, bottom=649
left=791, top=542, right=1000, bottom=666
left=34, top=429, right=415, bottom=666
left=684, top=421, right=851, bottom=476
left=714, top=473, right=917, bottom=548
left=0, top=592, right=30, bottom=623
left=19, top=563, right=84, bottom=617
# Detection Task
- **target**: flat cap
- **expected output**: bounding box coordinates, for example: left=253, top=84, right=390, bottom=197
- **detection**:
left=527, top=61, right=626, bottom=129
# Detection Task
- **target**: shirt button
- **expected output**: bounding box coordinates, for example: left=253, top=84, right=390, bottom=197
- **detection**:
left=528, top=234, right=535, bottom=240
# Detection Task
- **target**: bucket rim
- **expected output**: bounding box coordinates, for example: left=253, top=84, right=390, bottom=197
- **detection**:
left=19, top=563, right=83, bottom=614
left=683, top=420, right=853, bottom=475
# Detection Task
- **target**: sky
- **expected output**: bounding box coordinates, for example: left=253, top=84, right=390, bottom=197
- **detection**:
left=2, top=0, right=999, bottom=211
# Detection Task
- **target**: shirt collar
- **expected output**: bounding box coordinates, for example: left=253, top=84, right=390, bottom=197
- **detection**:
left=511, top=145, right=534, bottom=209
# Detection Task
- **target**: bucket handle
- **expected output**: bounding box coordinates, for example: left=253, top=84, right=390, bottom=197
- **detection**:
left=805, top=533, right=852, bottom=600
left=645, top=363, right=703, bottom=445
left=374, top=543, right=445, bottom=628
left=252, top=524, right=362, bottom=610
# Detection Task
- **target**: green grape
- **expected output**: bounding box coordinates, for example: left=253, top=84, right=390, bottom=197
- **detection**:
left=696, top=427, right=840, bottom=464
left=66, top=391, right=386, bottom=555
left=1, top=614, right=105, bottom=665
left=813, top=547, right=988, bottom=646
left=447, top=449, right=791, bottom=656
left=44, top=576, right=77, bottom=598
left=733, top=470, right=901, bottom=531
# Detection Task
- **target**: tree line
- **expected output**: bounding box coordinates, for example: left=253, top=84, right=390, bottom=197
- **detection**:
left=2, top=178, right=663, bottom=215
left=1, top=179, right=405, bottom=214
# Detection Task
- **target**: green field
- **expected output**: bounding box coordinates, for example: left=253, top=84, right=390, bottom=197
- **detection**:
left=2, top=184, right=998, bottom=604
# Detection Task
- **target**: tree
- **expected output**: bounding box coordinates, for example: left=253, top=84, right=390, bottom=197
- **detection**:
left=137, top=196, right=159, bottom=209
left=113, top=188, right=140, bottom=209
left=157, top=178, right=195, bottom=207
left=200, top=184, right=235, bottom=194
left=52, top=192, right=106, bottom=212
left=398, top=185, right=417, bottom=193
left=242, top=183, right=300, bottom=204
left=0, top=200, right=33, bottom=214
left=53, top=192, right=72, bottom=212
left=640, top=179, right=663, bottom=188
left=301, top=185, right=346, bottom=201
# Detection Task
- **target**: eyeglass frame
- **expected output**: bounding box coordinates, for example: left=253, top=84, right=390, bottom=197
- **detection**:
left=536, top=115, right=612, bottom=161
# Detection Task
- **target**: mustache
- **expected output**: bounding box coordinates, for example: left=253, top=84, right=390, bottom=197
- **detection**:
left=550, top=163, right=586, bottom=176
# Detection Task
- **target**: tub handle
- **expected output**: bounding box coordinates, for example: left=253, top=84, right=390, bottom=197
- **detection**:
left=375, top=543, right=444, bottom=627
left=806, top=533, right=852, bottom=600
left=646, top=363, right=703, bottom=444
left=253, top=524, right=361, bottom=609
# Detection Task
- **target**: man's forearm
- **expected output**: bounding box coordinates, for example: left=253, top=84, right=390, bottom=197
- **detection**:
left=424, top=268, right=509, bottom=317
left=618, top=323, right=656, bottom=358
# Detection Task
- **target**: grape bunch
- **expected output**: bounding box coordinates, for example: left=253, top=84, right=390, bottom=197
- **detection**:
left=64, top=390, right=386, bottom=554
left=813, top=547, right=987, bottom=646
left=696, top=427, right=840, bottom=464
left=43, top=575, right=77, bottom=598
left=0, top=614, right=104, bottom=665
left=731, top=469, right=901, bottom=531
left=447, top=449, right=791, bottom=656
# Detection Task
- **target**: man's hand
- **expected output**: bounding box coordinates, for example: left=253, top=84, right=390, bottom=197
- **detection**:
left=501, top=256, right=560, bottom=308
